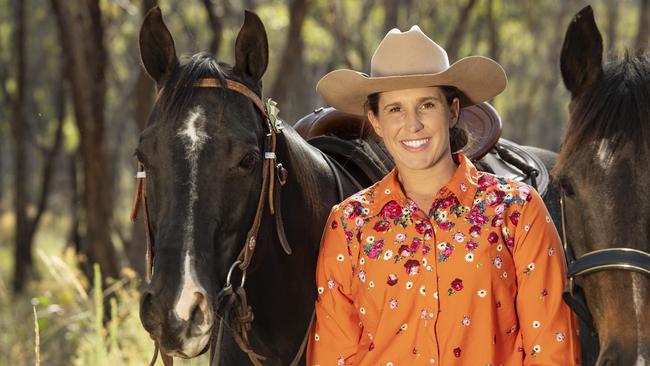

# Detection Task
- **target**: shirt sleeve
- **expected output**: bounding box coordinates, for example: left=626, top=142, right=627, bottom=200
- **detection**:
left=307, top=206, right=362, bottom=366
left=512, top=187, right=581, bottom=366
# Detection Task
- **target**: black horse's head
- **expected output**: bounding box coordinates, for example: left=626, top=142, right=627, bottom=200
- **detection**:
left=556, top=6, right=650, bottom=365
left=136, top=7, right=269, bottom=358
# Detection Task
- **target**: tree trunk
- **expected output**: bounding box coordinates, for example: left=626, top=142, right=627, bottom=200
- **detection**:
left=605, top=0, right=619, bottom=53
left=383, top=0, right=399, bottom=34
left=445, top=0, right=478, bottom=61
left=487, top=0, right=501, bottom=61
left=635, top=0, right=650, bottom=51
left=270, top=0, right=312, bottom=123
left=201, top=0, right=223, bottom=56
left=50, top=0, right=120, bottom=279
left=11, top=0, right=31, bottom=293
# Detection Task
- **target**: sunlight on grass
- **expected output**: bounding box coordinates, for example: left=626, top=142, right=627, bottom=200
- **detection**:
left=0, top=216, right=210, bottom=365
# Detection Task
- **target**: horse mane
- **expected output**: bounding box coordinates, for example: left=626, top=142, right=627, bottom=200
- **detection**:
left=157, top=52, right=229, bottom=122
left=557, top=52, right=650, bottom=170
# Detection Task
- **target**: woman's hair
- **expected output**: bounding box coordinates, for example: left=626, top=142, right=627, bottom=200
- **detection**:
left=366, top=86, right=470, bottom=153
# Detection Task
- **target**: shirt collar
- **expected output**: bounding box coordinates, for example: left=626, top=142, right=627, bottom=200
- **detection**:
left=381, top=153, right=479, bottom=209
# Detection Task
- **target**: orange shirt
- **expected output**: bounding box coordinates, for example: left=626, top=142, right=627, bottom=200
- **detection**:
left=307, top=154, right=580, bottom=366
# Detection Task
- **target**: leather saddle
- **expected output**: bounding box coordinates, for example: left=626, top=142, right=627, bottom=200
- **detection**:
left=295, top=103, right=549, bottom=197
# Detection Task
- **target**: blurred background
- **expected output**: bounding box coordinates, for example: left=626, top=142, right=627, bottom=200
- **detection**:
left=0, top=0, right=647, bottom=364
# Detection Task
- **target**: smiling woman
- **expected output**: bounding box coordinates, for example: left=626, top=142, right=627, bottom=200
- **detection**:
left=308, top=25, right=581, bottom=365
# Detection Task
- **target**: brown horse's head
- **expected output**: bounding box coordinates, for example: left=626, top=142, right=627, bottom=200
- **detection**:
left=135, top=7, right=269, bottom=358
left=556, top=5, right=650, bottom=365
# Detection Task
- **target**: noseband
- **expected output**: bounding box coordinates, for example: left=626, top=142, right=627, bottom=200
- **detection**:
left=130, top=78, right=310, bottom=366
left=559, top=191, right=650, bottom=327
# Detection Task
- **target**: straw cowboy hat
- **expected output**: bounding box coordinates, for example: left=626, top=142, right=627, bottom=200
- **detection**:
left=317, top=25, right=507, bottom=116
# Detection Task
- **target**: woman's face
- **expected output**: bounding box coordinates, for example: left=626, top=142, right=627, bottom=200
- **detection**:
left=367, top=86, right=459, bottom=173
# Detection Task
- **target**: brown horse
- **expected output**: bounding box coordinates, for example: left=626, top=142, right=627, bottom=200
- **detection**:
left=555, top=6, right=650, bottom=365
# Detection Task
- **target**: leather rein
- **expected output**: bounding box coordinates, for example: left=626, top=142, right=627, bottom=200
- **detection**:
left=559, top=191, right=650, bottom=327
left=130, top=78, right=312, bottom=366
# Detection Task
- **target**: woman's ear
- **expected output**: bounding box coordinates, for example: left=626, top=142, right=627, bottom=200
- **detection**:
left=367, top=109, right=383, bottom=138
left=449, top=97, right=460, bottom=128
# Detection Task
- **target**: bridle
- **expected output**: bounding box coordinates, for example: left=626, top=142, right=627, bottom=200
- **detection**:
left=130, top=78, right=312, bottom=366
left=559, top=190, right=650, bottom=327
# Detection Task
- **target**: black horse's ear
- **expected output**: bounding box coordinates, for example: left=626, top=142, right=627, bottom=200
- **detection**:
left=234, top=11, right=269, bottom=83
left=139, top=6, right=178, bottom=85
left=560, top=5, right=603, bottom=97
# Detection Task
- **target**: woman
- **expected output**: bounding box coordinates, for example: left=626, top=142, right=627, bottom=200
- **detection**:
left=307, top=26, right=580, bottom=365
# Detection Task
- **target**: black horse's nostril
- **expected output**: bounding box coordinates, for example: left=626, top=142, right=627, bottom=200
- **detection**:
left=188, top=291, right=210, bottom=330
left=140, top=290, right=162, bottom=334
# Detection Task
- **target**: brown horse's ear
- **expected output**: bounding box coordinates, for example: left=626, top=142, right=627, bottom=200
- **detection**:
left=560, top=5, right=603, bottom=97
left=234, top=11, right=269, bottom=84
left=139, top=6, right=178, bottom=85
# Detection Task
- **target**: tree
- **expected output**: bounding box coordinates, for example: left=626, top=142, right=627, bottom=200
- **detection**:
left=270, top=0, right=313, bottom=123
left=7, top=0, right=65, bottom=292
left=50, top=0, right=120, bottom=280
left=635, top=0, right=650, bottom=51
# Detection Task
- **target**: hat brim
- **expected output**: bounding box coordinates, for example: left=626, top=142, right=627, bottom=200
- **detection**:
left=316, top=56, right=507, bottom=116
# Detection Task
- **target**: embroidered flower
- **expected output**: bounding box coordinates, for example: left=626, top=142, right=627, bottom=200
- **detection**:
left=469, top=225, right=481, bottom=237
left=389, top=298, right=398, bottom=309
left=331, top=220, right=338, bottom=229
left=453, top=232, right=466, bottom=243
left=464, top=253, right=474, bottom=262
left=453, top=347, right=462, bottom=358
left=488, top=232, right=499, bottom=244
left=387, top=274, right=398, bottom=286
left=465, top=241, right=479, bottom=251
left=404, top=260, right=420, bottom=276
left=461, top=315, right=471, bottom=326
left=510, top=211, right=520, bottom=226
left=380, top=200, right=403, bottom=219
left=448, top=278, right=464, bottom=295
left=477, top=289, right=487, bottom=298
left=373, top=220, right=390, bottom=232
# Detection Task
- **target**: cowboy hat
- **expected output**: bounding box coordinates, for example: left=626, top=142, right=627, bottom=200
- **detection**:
left=316, top=25, right=507, bottom=116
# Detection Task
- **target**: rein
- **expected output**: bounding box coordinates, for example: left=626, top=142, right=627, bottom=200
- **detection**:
left=131, top=78, right=312, bottom=365
left=559, top=191, right=650, bottom=328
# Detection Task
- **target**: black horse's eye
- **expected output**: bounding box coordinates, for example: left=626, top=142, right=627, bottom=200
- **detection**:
left=559, top=177, right=575, bottom=197
left=239, top=152, right=259, bottom=170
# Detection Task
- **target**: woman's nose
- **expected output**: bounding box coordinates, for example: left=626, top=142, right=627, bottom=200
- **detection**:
left=405, top=111, right=424, bottom=133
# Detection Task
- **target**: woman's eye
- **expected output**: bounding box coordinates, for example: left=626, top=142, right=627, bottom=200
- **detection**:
left=421, top=101, right=435, bottom=109
left=388, top=106, right=401, bottom=113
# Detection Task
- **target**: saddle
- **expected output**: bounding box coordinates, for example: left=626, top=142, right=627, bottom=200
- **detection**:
left=295, top=103, right=550, bottom=197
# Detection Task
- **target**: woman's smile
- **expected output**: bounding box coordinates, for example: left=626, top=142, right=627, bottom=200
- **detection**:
left=400, top=137, right=431, bottom=152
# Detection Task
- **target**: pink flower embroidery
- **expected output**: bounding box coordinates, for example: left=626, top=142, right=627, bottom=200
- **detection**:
left=331, top=220, right=338, bottom=229
left=451, top=278, right=464, bottom=292
left=453, top=347, right=462, bottom=358
left=387, top=274, right=398, bottom=286
left=488, top=232, right=499, bottom=244
left=510, top=211, right=520, bottom=226
left=373, top=220, right=390, bottom=232
left=380, top=200, right=402, bottom=219
left=404, top=260, right=420, bottom=276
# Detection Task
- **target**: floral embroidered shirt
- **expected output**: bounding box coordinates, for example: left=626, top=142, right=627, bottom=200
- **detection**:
left=307, top=154, right=580, bottom=366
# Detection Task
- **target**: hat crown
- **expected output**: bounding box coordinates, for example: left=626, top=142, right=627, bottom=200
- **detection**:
left=370, top=25, right=450, bottom=77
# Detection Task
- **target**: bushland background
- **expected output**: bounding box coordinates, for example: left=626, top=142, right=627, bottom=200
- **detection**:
left=0, top=0, right=647, bottom=364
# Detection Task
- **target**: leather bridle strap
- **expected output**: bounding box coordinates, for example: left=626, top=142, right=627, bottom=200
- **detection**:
left=559, top=191, right=650, bottom=328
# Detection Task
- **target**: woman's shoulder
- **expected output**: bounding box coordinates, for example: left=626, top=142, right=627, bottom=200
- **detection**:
left=330, top=175, right=393, bottom=223
left=475, top=170, right=539, bottom=210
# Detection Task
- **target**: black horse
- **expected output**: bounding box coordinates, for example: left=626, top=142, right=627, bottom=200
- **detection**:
left=554, top=6, right=650, bottom=365
left=136, top=8, right=359, bottom=364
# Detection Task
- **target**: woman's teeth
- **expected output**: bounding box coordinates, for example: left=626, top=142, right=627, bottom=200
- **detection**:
left=402, top=138, right=429, bottom=148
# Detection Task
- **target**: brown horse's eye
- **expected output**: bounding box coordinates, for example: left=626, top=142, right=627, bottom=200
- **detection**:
left=239, top=152, right=259, bottom=170
left=559, top=177, right=575, bottom=197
